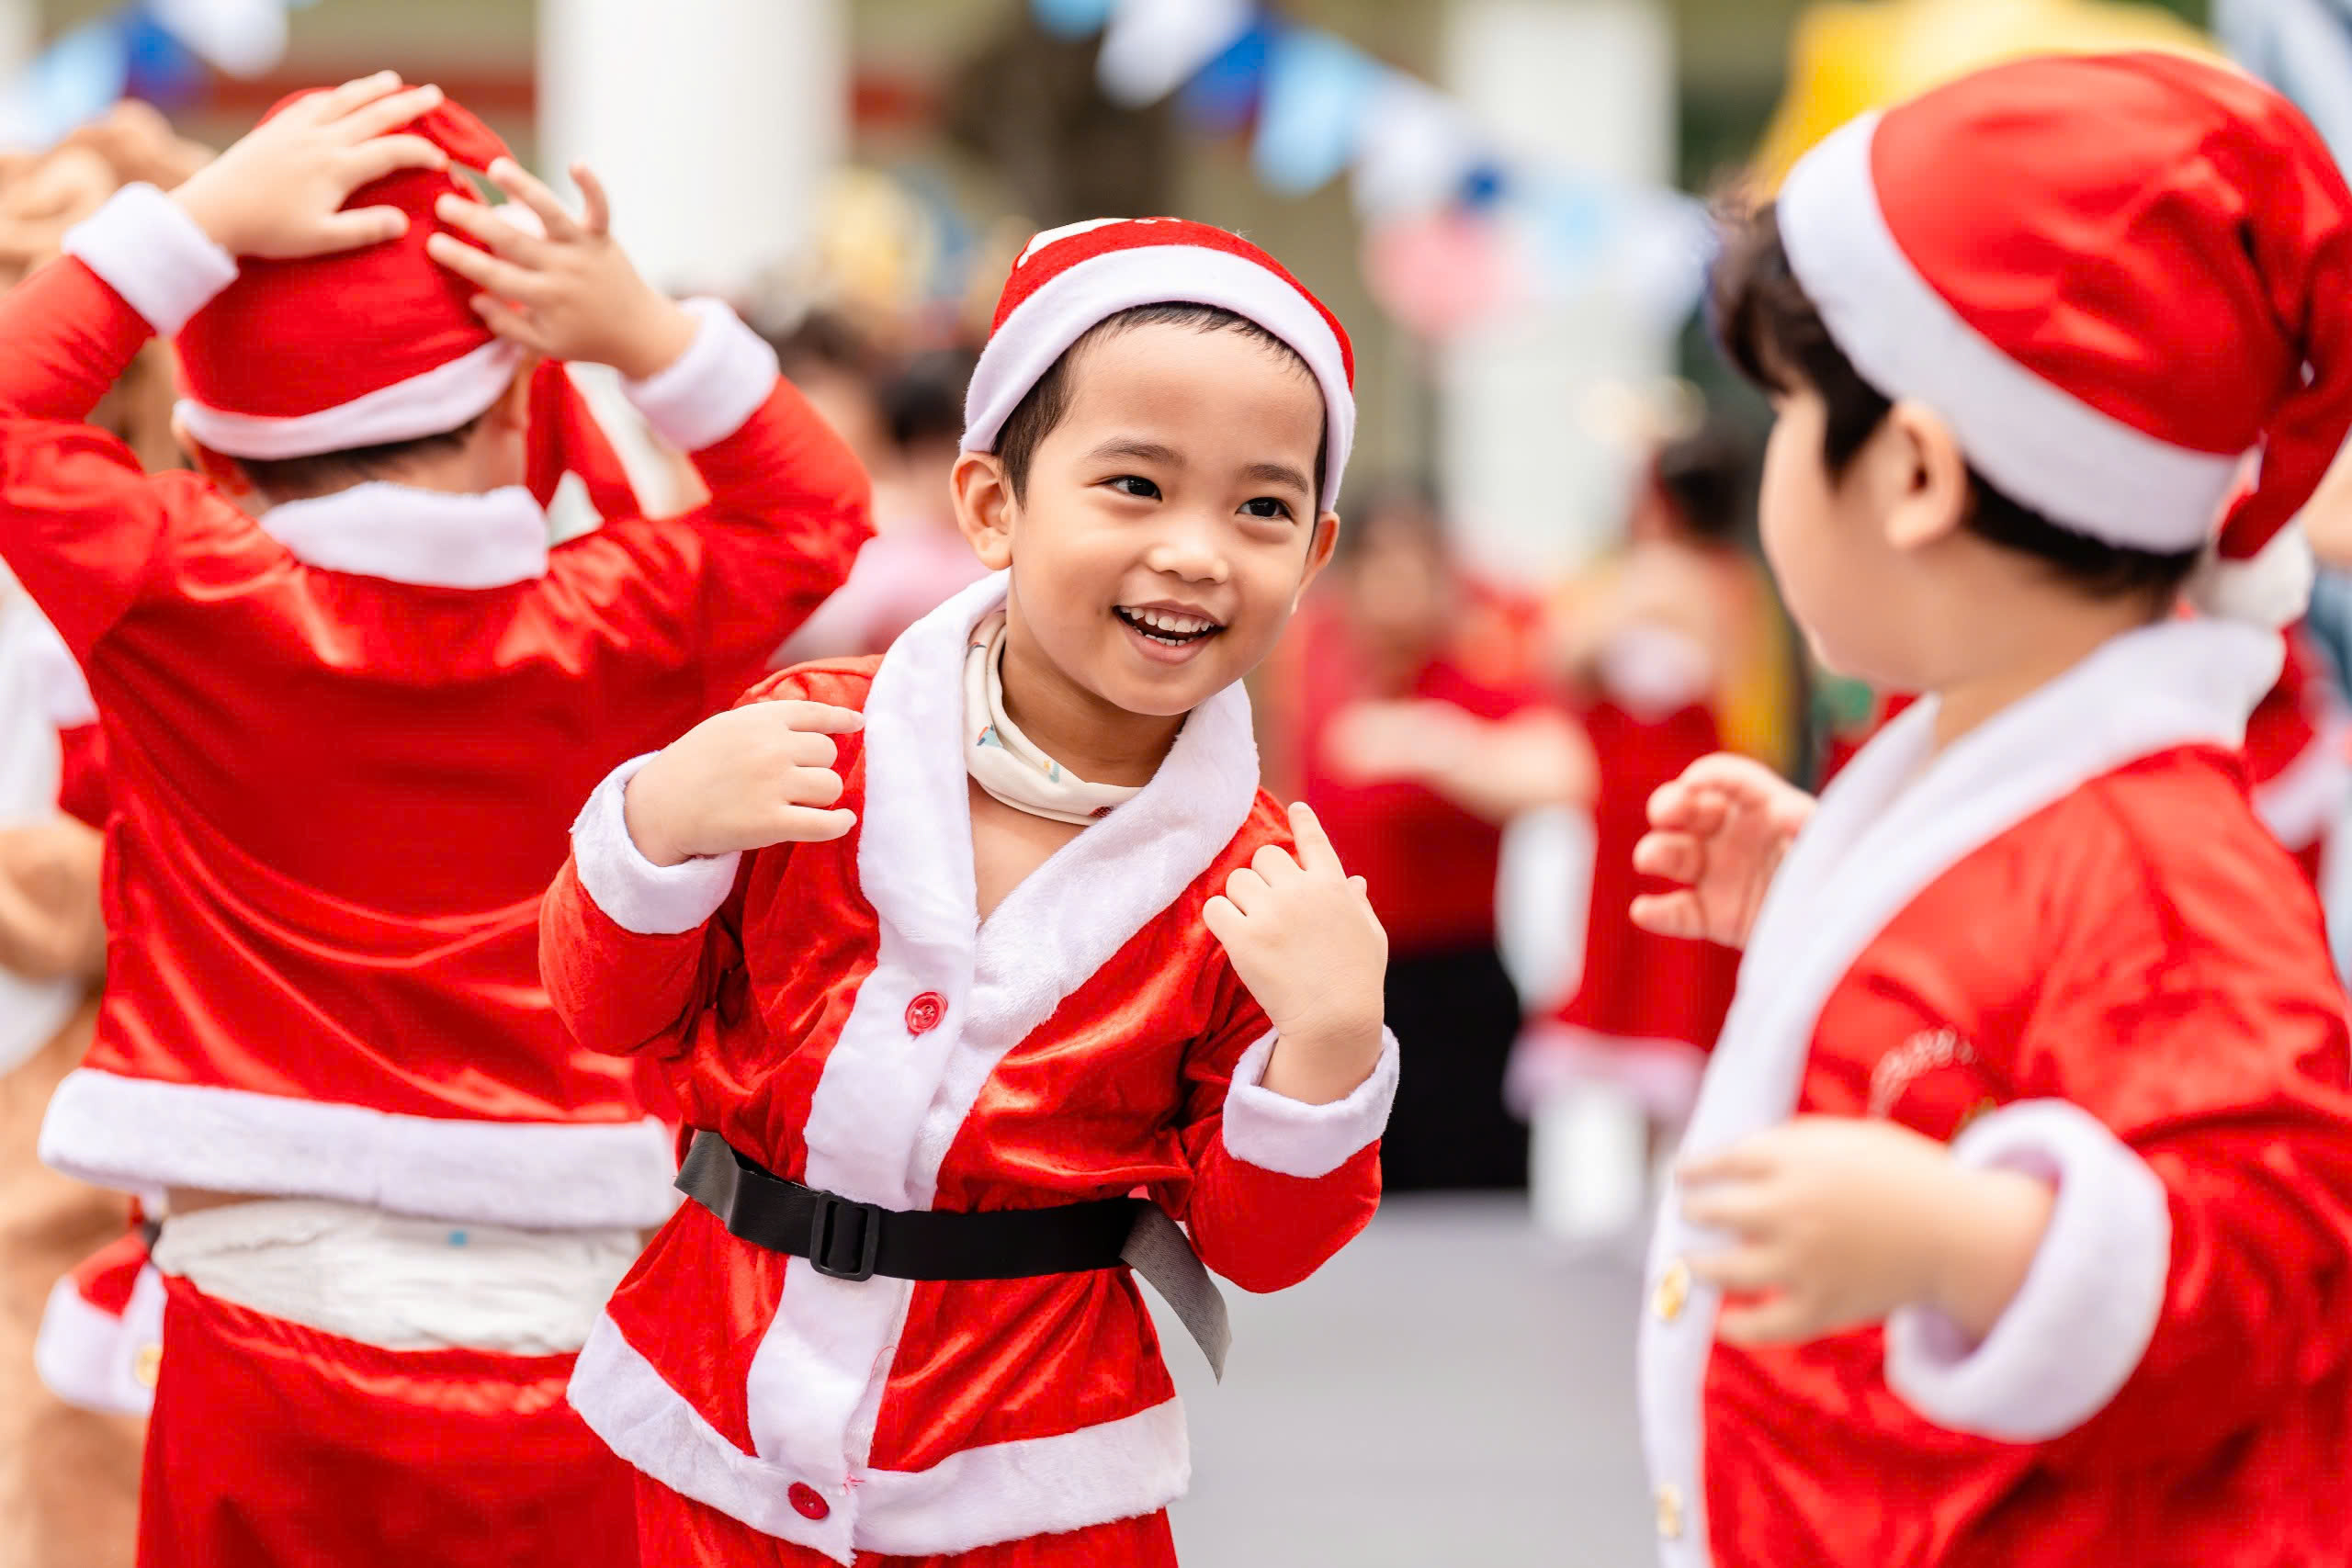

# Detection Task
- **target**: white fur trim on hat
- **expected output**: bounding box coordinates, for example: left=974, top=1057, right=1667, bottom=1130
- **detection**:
left=62, top=183, right=238, bottom=338
left=1883, top=1100, right=2171, bottom=1441
left=1778, top=113, right=2245, bottom=556
left=962, top=243, right=1356, bottom=511
left=2186, top=525, right=2315, bottom=629
left=175, top=337, right=527, bottom=461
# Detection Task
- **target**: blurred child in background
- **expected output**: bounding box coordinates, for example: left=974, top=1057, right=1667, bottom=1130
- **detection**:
left=1276, top=485, right=1593, bottom=1191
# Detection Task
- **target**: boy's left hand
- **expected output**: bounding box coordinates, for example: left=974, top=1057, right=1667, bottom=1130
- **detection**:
left=1204, top=803, right=1388, bottom=1105
left=1678, top=1116, right=2054, bottom=1347
left=426, top=158, right=695, bottom=380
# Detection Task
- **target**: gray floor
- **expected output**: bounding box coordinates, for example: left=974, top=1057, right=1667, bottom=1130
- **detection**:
left=1154, top=1194, right=1657, bottom=1568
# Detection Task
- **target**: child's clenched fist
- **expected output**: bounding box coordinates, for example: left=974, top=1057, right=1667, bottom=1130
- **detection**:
left=622, top=700, right=865, bottom=867
left=1204, top=802, right=1388, bottom=1105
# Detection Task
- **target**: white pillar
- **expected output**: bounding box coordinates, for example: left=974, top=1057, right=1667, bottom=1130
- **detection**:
left=537, top=0, right=847, bottom=297
left=1440, top=0, right=1676, bottom=581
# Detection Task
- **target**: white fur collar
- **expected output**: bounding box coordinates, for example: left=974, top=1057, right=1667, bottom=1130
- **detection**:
left=259, top=482, right=550, bottom=590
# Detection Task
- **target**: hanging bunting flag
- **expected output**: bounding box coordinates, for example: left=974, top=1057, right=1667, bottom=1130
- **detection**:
left=1349, top=70, right=1484, bottom=221
left=1176, top=17, right=1277, bottom=136
left=121, top=7, right=207, bottom=108
left=150, top=0, right=289, bottom=77
left=24, top=20, right=130, bottom=147
left=1250, top=26, right=1383, bottom=195
left=1363, top=207, right=1523, bottom=340
left=1032, top=0, right=1121, bottom=41
left=1095, top=0, right=1253, bottom=108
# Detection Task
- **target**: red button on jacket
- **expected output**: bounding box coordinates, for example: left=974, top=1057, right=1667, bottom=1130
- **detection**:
left=788, top=1483, right=830, bottom=1521
left=905, top=992, right=945, bottom=1034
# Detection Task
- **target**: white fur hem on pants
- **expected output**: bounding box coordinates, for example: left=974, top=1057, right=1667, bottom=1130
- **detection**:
left=39, top=1068, right=681, bottom=1229
left=568, top=1312, right=1191, bottom=1563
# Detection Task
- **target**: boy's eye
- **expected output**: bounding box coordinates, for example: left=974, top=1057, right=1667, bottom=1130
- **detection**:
left=1106, top=475, right=1160, bottom=500
left=1240, top=497, right=1294, bottom=521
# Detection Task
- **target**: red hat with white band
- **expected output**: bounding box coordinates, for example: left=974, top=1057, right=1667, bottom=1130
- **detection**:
left=963, top=217, right=1357, bottom=511
left=172, top=93, right=524, bottom=461
left=1775, top=51, right=2352, bottom=626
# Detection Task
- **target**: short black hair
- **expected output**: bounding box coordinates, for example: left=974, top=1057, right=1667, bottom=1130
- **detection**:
left=994, top=302, right=1327, bottom=502
left=883, top=348, right=979, bottom=451
left=1651, top=423, right=1752, bottom=546
left=1711, top=202, right=2198, bottom=603
left=234, top=413, right=488, bottom=502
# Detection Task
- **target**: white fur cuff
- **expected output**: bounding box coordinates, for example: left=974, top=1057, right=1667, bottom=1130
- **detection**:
left=1218, top=1028, right=1400, bottom=1179
left=571, top=755, right=741, bottom=936
left=621, top=297, right=779, bottom=453
left=1885, top=1100, right=2171, bottom=1441
left=60, top=183, right=237, bottom=336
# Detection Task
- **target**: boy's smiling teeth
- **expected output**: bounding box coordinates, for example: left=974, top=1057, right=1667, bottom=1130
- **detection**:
left=1116, top=605, right=1223, bottom=645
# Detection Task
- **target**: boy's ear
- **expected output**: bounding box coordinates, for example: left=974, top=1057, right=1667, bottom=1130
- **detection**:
left=1877, top=400, right=1972, bottom=553
left=952, top=450, right=1017, bottom=571
left=486, top=359, right=539, bottom=433
left=1292, top=511, right=1341, bottom=610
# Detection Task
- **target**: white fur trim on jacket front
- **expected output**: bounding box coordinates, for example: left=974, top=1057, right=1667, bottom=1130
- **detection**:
left=1778, top=114, right=2244, bottom=556
left=571, top=753, right=742, bottom=935
left=1884, top=1100, right=2172, bottom=1442
left=39, top=1068, right=680, bottom=1229
left=1218, top=1027, right=1399, bottom=1179
left=622, top=297, right=779, bottom=453
left=61, top=183, right=237, bottom=337
left=33, top=1264, right=164, bottom=1418
left=570, top=1312, right=1191, bottom=1564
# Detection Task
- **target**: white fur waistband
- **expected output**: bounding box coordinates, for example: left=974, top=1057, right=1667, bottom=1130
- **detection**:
left=153, top=1199, right=643, bottom=1355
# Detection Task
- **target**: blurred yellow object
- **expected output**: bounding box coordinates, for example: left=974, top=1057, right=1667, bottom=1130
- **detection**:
left=1752, top=0, right=2221, bottom=190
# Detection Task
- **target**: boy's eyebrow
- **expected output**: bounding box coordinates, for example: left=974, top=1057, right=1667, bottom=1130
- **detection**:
left=1240, top=460, right=1312, bottom=494
left=1088, top=438, right=1184, bottom=468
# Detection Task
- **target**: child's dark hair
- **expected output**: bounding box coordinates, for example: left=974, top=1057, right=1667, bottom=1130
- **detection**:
left=1651, top=423, right=1752, bottom=545
left=235, top=415, right=487, bottom=502
left=994, top=303, right=1327, bottom=502
left=884, top=349, right=980, bottom=452
left=1711, top=203, right=2198, bottom=601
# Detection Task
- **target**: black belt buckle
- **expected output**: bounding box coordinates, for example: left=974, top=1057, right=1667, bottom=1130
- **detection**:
left=808, top=1190, right=885, bottom=1281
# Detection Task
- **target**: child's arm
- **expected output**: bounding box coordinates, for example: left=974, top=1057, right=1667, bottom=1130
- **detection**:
left=1678, top=930, right=2352, bottom=1469
left=1170, top=804, right=1398, bottom=1291
left=0, top=74, right=447, bottom=656
left=430, top=164, right=871, bottom=700
left=541, top=686, right=863, bottom=1055
left=1630, top=751, right=1815, bottom=949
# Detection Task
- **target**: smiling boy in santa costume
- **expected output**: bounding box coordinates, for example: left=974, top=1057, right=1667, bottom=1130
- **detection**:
left=0, top=73, right=869, bottom=1567
left=539, top=220, right=1399, bottom=1565
left=1623, top=52, right=2352, bottom=1567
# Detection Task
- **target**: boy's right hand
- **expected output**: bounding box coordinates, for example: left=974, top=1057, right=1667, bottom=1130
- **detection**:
left=1630, top=753, right=1815, bottom=950
left=171, top=72, right=449, bottom=257
left=622, top=702, right=865, bottom=868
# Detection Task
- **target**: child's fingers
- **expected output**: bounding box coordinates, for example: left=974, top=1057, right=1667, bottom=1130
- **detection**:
left=433, top=193, right=546, bottom=260
left=1629, top=888, right=1705, bottom=941
left=341, top=134, right=448, bottom=190
left=1678, top=1184, right=1777, bottom=1236
left=571, top=162, right=613, bottom=237
left=310, top=205, right=411, bottom=254
left=308, top=70, right=405, bottom=123
left=1677, top=1139, right=1776, bottom=1187
left=767, top=700, right=866, bottom=736
left=1202, top=894, right=1241, bottom=946
left=1249, top=841, right=1304, bottom=886
left=1713, top=1292, right=1817, bottom=1347
left=775, top=807, right=856, bottom=844
left=1682, top=1245, right=1783, bottom=1295
left=1632, top=829, right=1702, bottom=884
left=1645, top=776, right=1724, bottom=836
left=1346, top=874, right=1369, bottom=901
left=1220, top=866, right=1271, bottom=916
left=486, top=157, right=582, bottom=243
left=425, top=232, right=545, bottom=299
left=468, top=294, right=546, bottom=352
left=1284, top=800, right=1345, bottom=876
left=334, top=82, right=445, bottom=143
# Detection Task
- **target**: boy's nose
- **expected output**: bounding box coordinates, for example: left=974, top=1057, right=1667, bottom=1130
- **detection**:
left=1142, top=518, right=1231, bottom=584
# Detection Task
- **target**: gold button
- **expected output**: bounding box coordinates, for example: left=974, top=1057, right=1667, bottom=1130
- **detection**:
left=133, top=1344, right=162, bottom=1390
left=1656, top=1483, right=1685, bottom=1540
left=1654, top=1258, right=1691, bottom=1324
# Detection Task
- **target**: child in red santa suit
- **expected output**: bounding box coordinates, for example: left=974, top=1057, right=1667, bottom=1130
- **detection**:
left=0, top=75, right=870, bottom=1567
left=540, top=220, right=1399, bottom=1566
left=1629, top=52, right=2352, bottom=1567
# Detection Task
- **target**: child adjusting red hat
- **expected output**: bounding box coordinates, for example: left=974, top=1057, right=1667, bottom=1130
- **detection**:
left=962, top=217, right=1358, bottom=511
left=170, top=93, right=524, bottom=461
left=1774, top=51, right=2352, bottom=626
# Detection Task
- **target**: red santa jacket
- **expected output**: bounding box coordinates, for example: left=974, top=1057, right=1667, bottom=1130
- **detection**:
left=0, top=194, right=870, bottom=1230
left=2244, top=626, right=2350, bottom=879
left=1642, top=617, right=2352, bottom=1567
left=541, top=576, right=1396, bottom=1562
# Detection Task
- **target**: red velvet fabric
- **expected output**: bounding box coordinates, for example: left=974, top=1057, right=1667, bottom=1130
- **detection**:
left=633, top=1474, right=1175, bottom=1568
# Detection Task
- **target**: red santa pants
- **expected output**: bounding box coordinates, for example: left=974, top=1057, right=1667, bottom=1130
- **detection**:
left=138, top=1276, right=639, bottom=1568
left=633, top=1474, right=1178, bottom=1568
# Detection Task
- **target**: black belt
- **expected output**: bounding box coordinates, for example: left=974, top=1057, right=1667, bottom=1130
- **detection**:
left=676, top=1131, right=1147, bottom=1283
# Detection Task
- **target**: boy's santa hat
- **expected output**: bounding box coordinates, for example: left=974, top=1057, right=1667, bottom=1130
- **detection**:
left=1776, top=51, right=2352, bottom=626
left=963, top=218, right=1356, bottom=511
left=173, top=94, right=534, bottom=462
